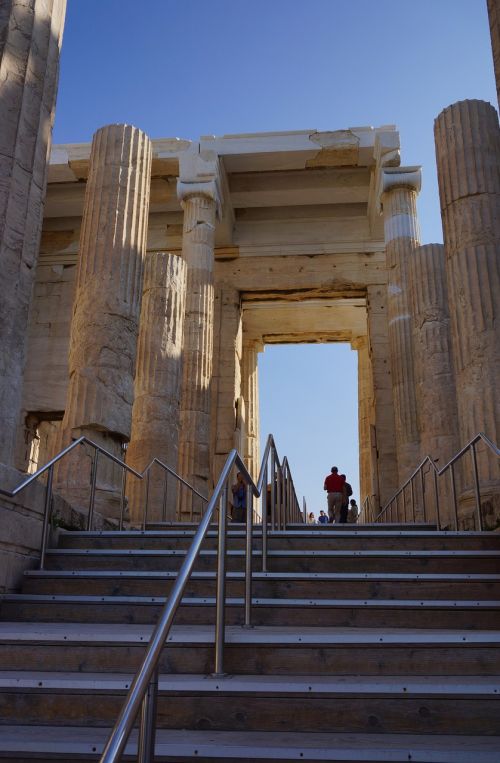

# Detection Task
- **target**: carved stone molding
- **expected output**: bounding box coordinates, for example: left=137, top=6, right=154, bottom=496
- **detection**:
left=177, top=147, right=222, bottom=217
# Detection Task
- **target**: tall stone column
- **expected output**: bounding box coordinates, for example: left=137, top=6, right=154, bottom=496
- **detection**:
left=352, top=336, right=377, bottom=515
left=0, top=0, right=66, bottom=465
left=381, top=167, right=422, bottom=483
left=241, top=339, right=262, bottom=482
left=177, top=153, right=220, bottom=519
left=211, top=286, right=243, bottom=484
left=366, top=285, right=398, bottom=509
left=126, top=252, right=187, bottom=524
left=56, top=124, right=152, bottom=515
left=435, top=101, right=500, bottom=517
left=409, top=244, right=459, bottom=464
left=409, top=243, right=459, bottom=527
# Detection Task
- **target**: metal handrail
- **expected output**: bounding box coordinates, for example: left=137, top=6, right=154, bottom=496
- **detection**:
left=100, top=436, right=303, bottom=761
left=374, top=432, right=500, bottom=530
left=0, top=436, right=207, bottom=567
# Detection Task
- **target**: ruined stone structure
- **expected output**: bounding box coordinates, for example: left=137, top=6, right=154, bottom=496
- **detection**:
left=0, top=2, right=498, bottom=538
left=1, top=114, right=496, bottom=527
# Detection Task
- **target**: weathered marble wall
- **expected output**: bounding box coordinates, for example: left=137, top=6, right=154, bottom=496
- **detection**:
left=0, top=0, right=66, bottom=466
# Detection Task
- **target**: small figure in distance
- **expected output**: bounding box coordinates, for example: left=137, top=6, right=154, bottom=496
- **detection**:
left=339, top=474, right=353, bottom=523
left=323, top=466, right=346, bottom=524
left=347, top=498, right=359, bottom=524
left=317, top=510, right=329, bottom=525
left=307, top=512, right=316, bottom=524
left=231, top=472, right=246, bottom=523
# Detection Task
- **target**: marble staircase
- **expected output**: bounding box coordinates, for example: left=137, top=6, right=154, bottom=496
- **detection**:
left=0, top=524, right=499, bottom=761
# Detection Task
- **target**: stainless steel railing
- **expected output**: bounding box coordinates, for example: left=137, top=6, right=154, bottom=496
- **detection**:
left=99, top=435, right=303, bottom=762
left=0, top=436, right=208, bottom=568
left=371, top=432, right=499, bottom=530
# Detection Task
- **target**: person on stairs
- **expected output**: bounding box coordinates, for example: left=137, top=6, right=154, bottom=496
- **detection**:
left=347, top=498, right=359, bottom=524
left=323, top=466, right=345, bottom=524
left=340, top=474, right=353, bottom=523
left=231, top=472, right=247, bottom=523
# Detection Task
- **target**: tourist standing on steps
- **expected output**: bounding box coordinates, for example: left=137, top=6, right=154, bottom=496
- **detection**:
left=318, top=510, right=329, bottom=525
left=323, top=466, right=346, bottom=524
left=347, top=499, right=359, bottom=524
left=339, top=474, right=353, bottom=523
left=307, top=512, right=316, bottom=524
left=231, top=472, right=247, bottom=523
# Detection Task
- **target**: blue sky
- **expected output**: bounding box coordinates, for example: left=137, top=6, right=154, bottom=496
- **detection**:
left=53, top=0, right=496, bottom=514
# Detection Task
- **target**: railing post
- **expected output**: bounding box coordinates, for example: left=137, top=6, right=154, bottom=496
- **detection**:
left=244, top=484, right=253, bottom=628
left=270, top=451, right=276, bottom=531
left=214, top=482, right=228, bottom=677
left=137, top=667, right=158, bottom=763
left=87, top=449, right=99, bottom=531
left=433, top=467, right=441, bottom=529
left=410, top=477, right=416, bottom=523
left=470, top=442, right=483, bottom=531
left=161, top=469, right=168, bottom=522
left=119, top=467, right=126, bottom=531
left=39, top=465, right=54, bottom=570
left=419, top=469, right=426, bottom=523
left=143, top=470, right=151, bottom=531
left=262, top=464, right=268, bottom=572
left=276, top=466, right=282, bottom=531
left=450, top=463, right=459, bottom=531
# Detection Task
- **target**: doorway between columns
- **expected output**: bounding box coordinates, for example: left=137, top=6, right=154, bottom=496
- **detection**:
left=259, top=343, right=360, bottom=519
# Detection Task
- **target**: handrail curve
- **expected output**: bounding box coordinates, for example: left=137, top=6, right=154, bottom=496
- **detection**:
left=373, top=432, right=499, bottom=528
left=100, top=437, right=302, bottom=762
left=0, top=436, right=208, bottom=504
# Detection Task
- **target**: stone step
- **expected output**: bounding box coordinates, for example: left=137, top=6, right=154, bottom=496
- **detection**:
left=1, top=623, right=499, bottom=677
left=58, top=529, right=500, bottom=552
left=0, top=672, right=498, bottom=735
left=21, top=569, right=500, bottom=601
left=1, top=726, right=499, bottom=762
left=3, top=594, right=500, bottom=628
left=41, top=547, right=500, bottom=574
left=146, top=522, right=439, bottom=533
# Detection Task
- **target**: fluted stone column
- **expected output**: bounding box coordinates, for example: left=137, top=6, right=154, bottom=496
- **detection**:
left=381, top=167, right=422, bottom=483
left=56, top=124, right=152, bottom=515
left=410, top=244, right=459, bottom=527
left=0, top=0, right=66, bottom=465
left=352, top=336, right=377, bottom=514
left=242, top=339, right=262, bottom=482
left=177, top=156, right=220, bottom=519
left=126, top=252, right=187, bottom=524
left=435, top=101, right=500, bottom=518
left=410, top=244, right=459, bottom=463
left=488, top=0, right=500, bottom=108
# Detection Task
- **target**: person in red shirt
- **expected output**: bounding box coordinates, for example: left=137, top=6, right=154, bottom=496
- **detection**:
left=323, top=467, right=346, bottom=523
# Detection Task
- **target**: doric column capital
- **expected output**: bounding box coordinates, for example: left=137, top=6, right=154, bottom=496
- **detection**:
left=177, top=146, right=222, bottom=218
left=381, top=166, right=422, bottom=197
